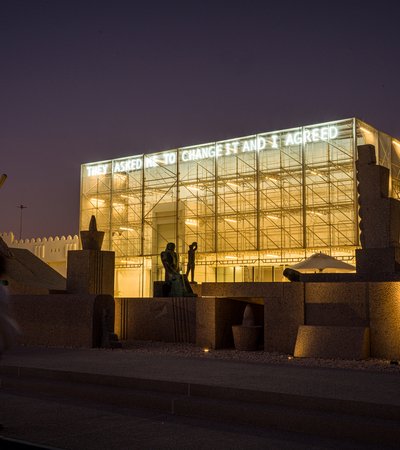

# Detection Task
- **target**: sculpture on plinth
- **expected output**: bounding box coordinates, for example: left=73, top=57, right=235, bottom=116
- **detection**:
left=186, top=242, right=198, bottom=283
left=67, top=215, right=114, bottom=296
left=160, top=242, right=196, bottom=297
left=232, top=304, right=262, bottom=351
left=80, top=215, right=105, bottom=251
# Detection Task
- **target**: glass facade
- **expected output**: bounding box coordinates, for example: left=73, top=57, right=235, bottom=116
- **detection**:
left=80, top=118, right=400, bottom=297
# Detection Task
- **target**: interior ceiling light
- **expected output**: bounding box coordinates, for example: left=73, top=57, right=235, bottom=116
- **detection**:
left=89, top=198, right=105, bottom=205
left=119, top=226, right=134, bottom=231
left=265, top=175, right=279, bottom=181
left=224, top=218, right=237, bottom=223
left=120, top=194, right=136, bottom=200
left=185, top=219, right=198, bottom=226
left=226, top=182, right=240, bottom=188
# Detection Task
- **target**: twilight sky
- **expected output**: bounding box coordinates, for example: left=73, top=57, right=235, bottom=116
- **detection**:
left=1, top=0, right=400, bottom=239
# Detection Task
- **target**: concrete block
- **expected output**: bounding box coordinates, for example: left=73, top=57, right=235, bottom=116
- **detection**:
left=369, top=282, right=400, bottom=359
left=67, top=250, right=115, bottom=296
left=264, top=283, right=304, bottom=354
left=118, top=297, right=196, bottom=343
left=294, top=326, right=370, bottom=359
left=305, top=282, right=368, bottom=326
left=196, top=297, right=217, bottom=349
left=11, top=294, right=115, bottom=348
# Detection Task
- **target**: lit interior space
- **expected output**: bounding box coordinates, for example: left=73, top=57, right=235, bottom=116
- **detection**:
left=80, top=118, right=400, bottom=297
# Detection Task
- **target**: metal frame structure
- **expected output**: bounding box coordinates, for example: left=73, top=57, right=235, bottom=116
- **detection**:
left=80, top=118, right=400, bottom=297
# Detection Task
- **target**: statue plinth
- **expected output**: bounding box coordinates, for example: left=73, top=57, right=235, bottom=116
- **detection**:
left=67, top=215, right=114, bottom=296
left=67, top=250, right=115, bottom=296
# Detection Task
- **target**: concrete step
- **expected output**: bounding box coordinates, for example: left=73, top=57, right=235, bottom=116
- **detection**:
left=1, top=365, right=399, bottom=447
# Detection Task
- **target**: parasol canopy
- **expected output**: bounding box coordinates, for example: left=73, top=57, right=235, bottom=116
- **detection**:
left=288, top=252, right=356, bottom=273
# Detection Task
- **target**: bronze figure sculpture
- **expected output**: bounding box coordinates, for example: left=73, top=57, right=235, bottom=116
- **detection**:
left=186, top=242, right=197, bottom=283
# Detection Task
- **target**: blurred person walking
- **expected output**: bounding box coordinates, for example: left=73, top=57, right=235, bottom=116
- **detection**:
left=0, top=254, right=20, bottom=430
left=0, top=254, right=20, bottom=355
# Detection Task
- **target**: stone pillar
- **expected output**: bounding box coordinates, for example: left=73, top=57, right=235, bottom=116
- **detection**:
left=356, top=144, right=400, bottom=275
left=66, top=250, right=115, bottom=296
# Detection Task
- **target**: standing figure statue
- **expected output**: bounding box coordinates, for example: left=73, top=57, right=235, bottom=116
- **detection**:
left=186, top=242, right=198, bottom=283
left=161, top=242, right=180, bottom=282
left=160, top=242, right=196, bottom=297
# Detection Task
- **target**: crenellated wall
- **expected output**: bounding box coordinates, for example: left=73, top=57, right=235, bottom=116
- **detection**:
left=0, top=231, right=79, bottom=277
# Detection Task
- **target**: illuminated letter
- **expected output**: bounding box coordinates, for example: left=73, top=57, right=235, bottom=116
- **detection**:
left=232, top=141, right=239, bottom=153
left=285, top=133, right=294, bottom=146
left=145, top=156, right=158, bottom=168
left=329, top=126, right=338, bottom=139
left=182, top=150, right=189, bottom=162
left=166, top=152, right=176, bottom=164
left=271, top=135, right=279, bottom=148
left=293, top=132, right=302, bottom=145
left=257, top=136, right=266, bottom=150
left=303, top=130, right=312, bottom=143
left=132, top=158, right=142, bottom=170
left=320, top=127, right=329, bottom=140
left=242, top=140, right=250, bottom=152
left=311, top=128, right=320, bottom=142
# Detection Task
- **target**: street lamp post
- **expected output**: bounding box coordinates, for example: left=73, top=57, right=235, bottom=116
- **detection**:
left=17, top=204, right=28, bottom=240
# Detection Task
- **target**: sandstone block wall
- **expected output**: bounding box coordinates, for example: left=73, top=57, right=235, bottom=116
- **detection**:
left=115, top=297, right=196, bottom=343
left=294, top=325, right=370, bottom=359
left=11, top=294, right=114, bottom=348
left=264, top=283, right=304, bottom=354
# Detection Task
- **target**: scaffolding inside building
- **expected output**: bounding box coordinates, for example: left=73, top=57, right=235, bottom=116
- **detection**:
left=80, top=118, right=400, bottom=297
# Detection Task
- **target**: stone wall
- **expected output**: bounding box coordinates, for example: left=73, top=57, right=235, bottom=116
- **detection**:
left=1, top=231, right=79, bottom=277
left=115, top=297, right=196, bottom=343
left=264, top=283, right=304, bottom=354
left=369, top=282, right=400, bottom=359
left=11, top=294, right=114, bottom=348
left=201, top=281, right=400, bottom=359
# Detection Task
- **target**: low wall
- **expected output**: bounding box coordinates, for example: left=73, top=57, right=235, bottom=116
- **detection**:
left=11, top=294, right=115, bottom=348
left=115, top=297, right=196, bottom=343
left=8, top=282, right=400, bottom=357
left=201, top=282, right=283, bottom=297
left=200, top=281, right=400, bottom=359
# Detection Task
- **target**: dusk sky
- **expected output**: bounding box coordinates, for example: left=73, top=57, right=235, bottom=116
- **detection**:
left=1, top=0, right=400, bottom=239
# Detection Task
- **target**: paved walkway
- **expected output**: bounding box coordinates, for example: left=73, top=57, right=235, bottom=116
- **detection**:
left=2, top=346, right=400, bottom=406
left=0, top=346, right=399, bottom=449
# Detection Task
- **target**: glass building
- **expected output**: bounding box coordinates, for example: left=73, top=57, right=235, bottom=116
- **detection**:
left=80, top=118, right=400, bottom=297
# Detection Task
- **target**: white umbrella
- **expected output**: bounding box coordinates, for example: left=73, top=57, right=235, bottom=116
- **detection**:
left=289, top=252, right=356, bottom=273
